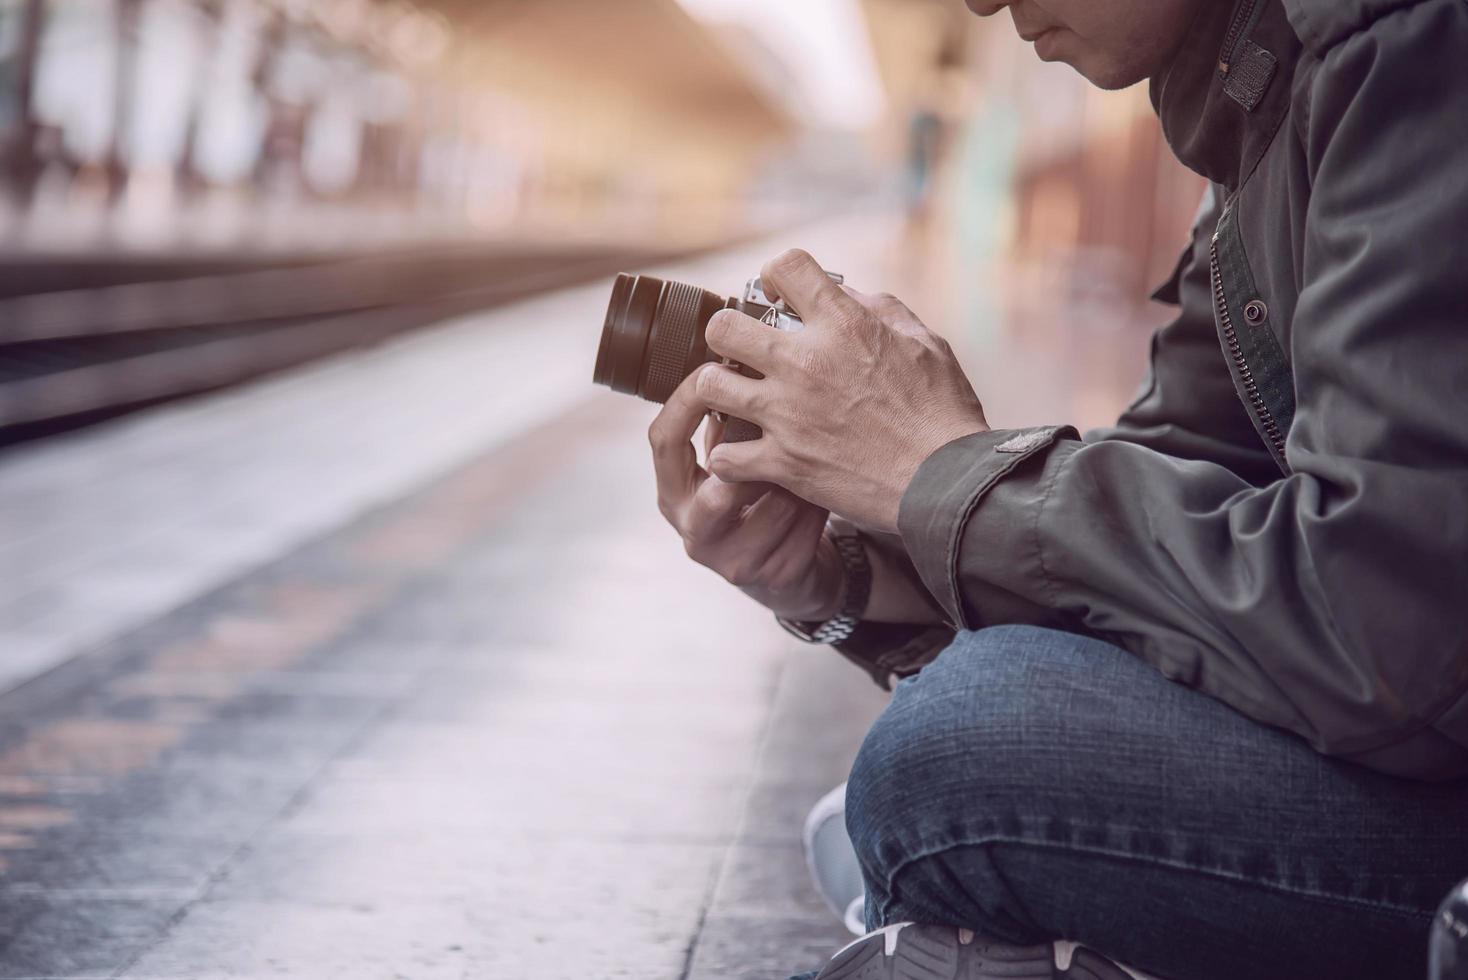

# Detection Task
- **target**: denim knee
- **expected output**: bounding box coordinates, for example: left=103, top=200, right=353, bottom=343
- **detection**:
left=843, top=625, right=1136, bottom=927
left=840, top=625, right=1468, bottom=980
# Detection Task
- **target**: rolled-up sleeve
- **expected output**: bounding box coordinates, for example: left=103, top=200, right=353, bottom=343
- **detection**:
left=898, top=426, right=1077, bottom=629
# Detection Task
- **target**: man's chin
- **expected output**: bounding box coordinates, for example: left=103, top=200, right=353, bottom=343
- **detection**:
left=1068, top=53, right=1149, bottom=91
left=1030, top=32, right=1145, bottom=89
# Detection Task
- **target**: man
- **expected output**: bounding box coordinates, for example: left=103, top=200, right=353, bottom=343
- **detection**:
left=647, top=0, right=1468, bottom=977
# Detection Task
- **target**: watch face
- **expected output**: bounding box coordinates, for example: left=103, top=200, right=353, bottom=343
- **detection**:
left=777, top=617, right=820, bottom=643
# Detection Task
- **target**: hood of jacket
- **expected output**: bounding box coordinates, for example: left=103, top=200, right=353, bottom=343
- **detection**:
left=1148, top=0, right=1303, bottom=193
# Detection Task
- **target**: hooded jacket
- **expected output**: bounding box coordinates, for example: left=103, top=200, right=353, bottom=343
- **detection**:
left=851, top=0, right=1468, bottom=780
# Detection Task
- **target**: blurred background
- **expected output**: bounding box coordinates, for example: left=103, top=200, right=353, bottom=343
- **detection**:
left=0, top=0, right=1203, bottom=443
left=0, top=1, right=1206, bottom=976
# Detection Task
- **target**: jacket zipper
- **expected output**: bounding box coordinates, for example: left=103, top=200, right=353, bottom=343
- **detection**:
left=1218, top=0, right=1262, bottom=73
left=1210, top=232, right=1287, bottom=458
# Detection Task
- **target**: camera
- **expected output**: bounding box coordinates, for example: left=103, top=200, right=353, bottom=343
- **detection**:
left=592, top=270, right=843, bottom=440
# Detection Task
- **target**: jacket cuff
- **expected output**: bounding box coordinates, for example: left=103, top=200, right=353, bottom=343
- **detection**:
left=897, top=426, right=1077, bottom=628
left=832, top=621, right=955, bottom=690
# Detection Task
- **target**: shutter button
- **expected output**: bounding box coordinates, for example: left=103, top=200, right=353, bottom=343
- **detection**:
left=1244, top=299, right=1268, bottom=323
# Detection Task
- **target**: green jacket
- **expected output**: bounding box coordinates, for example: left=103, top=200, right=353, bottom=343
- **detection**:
left=856, top=0, right=1468, bottom=780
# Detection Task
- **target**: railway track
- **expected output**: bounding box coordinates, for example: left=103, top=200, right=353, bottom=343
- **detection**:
left=0, top=241, right=665, bottom=447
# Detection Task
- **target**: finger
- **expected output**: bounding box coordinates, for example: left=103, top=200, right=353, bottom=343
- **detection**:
left=718, top=489, right=808, bottom=583
left=684, top=475, right=770, bottom=542
left=694, top=363, right=764, bottom=423
left=649, top=366, right=711, bottom=512
left=841, top=286, right=930, bottom=341
left=760, top=248, right=859, bottom=323
left=842, top=286, right=921, bottom=328
left=706, top=435, right=775, bottom=485
left=752, top=501, right=829, bottom=589
left=739, top=483, right=803, bottom=530
left=702, top=413, right=726, bottom=460
left=705, top=308, right=781, bottom=372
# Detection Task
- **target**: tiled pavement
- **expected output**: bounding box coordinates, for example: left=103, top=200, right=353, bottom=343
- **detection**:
left=0, top=389, right=885, bottom=978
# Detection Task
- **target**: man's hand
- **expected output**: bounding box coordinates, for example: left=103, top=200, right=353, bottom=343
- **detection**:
left=650, top=368, right=845, bottom=622
left=697, top=249, right=989, bottom=532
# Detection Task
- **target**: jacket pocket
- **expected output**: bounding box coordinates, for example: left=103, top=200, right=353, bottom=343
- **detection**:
left=1208, top=201, right=1296, bottom=473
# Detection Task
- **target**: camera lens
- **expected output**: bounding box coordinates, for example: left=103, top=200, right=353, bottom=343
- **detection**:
left=593, top=274, right=730, bottom=404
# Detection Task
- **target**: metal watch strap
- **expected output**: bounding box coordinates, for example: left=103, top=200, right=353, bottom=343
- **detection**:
left=777, top=522, right=872, bottom=645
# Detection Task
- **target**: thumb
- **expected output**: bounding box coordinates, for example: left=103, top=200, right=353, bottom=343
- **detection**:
left=707, top=437, right=770, bottom=484
left=702, top=413, right=727, bottom=459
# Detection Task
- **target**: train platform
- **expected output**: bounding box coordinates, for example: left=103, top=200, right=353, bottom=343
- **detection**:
left=0, top=214, right=1153, bottom=977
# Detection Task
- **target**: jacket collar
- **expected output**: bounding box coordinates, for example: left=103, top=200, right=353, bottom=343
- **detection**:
left=1149, top=0, right=1303, bottom=193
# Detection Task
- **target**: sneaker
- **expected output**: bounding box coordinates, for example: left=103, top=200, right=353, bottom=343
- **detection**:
left=1431, top=878, right=1468, bottom=980
left=803, top=782, right=867, bottom=936
left=814, top=922, right=1160, bottom=980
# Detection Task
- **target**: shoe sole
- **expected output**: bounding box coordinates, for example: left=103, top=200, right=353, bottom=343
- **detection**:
left=815, top=923, right=1138, bottom=980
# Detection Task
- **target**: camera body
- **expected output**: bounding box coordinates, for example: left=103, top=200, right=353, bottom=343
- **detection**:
left=592, top=269, right=842, bottom=442
left=593, top=269, right=843, bottom=404
left=738, top=273, right=845, bottom=335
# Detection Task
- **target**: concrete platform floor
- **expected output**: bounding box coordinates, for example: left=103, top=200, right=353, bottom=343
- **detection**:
left=0, top=390, right=886, bottom=978
left=0, top=213, right=1157, bottom=977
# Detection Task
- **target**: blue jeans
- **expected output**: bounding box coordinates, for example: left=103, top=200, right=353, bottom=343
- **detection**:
left=806, top=626, right=1468, bottom=980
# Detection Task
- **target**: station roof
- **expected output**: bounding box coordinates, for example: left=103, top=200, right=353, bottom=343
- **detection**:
left=420, top=0, right=795, bottom=133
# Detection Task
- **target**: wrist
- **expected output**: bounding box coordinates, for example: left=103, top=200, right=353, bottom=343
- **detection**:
left=782, top=531, right=846, bottom=622
left=885, top=417, right=989, bottom=531
left=776, top=520, right=872, bottom=644
left=919, top=415, right=990, bottom=470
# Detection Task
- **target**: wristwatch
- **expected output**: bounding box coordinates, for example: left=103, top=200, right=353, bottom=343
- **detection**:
left=777, top=518, right=872, bottom=645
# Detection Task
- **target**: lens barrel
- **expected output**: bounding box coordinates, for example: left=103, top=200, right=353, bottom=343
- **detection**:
left=593, top=274, right=730, bottom=404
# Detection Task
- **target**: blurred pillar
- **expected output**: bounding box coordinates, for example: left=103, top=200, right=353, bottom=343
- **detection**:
left=107, top=0, right=143, bottom=203
left=176, top=0, right=224, bottom=196
left=250, top=12, right=299, bottom=197
left=3, top=0, right=44, bottom=205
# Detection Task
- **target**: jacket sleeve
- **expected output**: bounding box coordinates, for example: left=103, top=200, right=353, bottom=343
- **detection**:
left=897, top=1, right=1468, bottom=780
left=830, top=531, right=956, bottom=689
